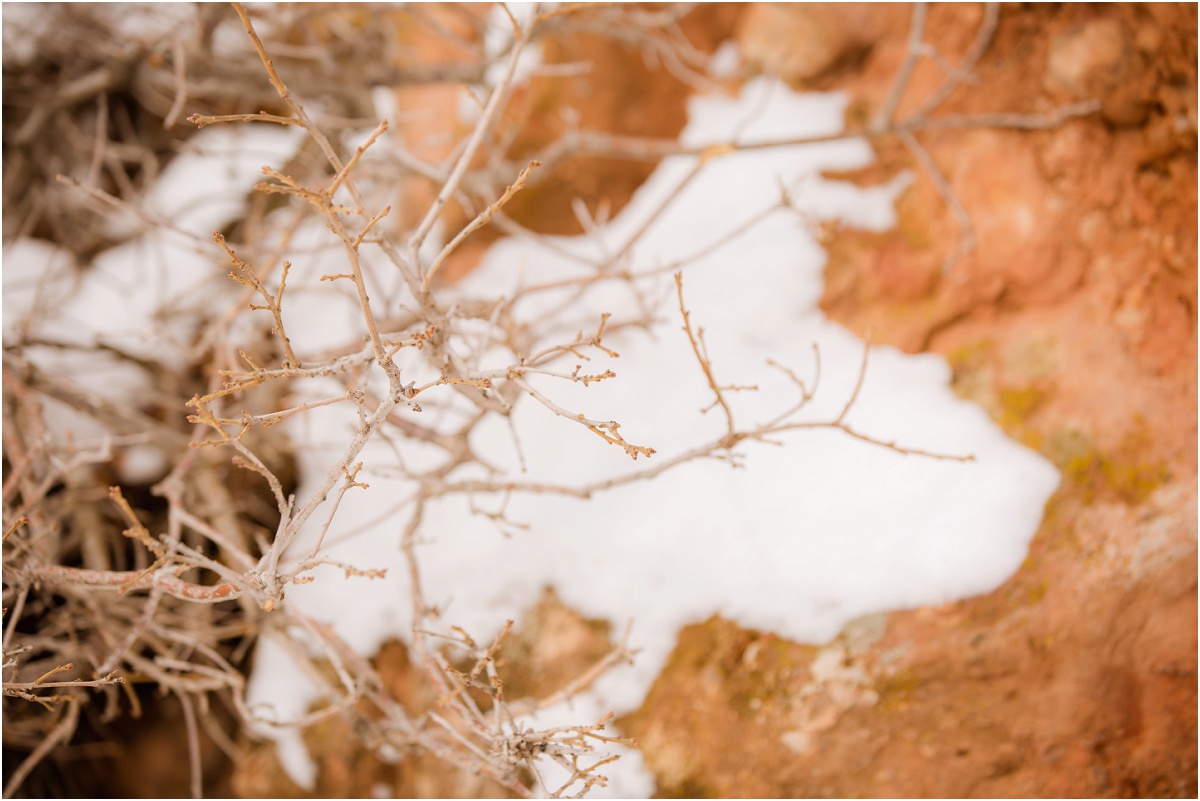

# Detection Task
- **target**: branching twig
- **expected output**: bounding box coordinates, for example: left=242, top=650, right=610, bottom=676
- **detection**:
left=675, top=272, right=738, bottom=444
left=874, top=2, right=930, bottom=132
left=423, top=159, right=541, bottom=292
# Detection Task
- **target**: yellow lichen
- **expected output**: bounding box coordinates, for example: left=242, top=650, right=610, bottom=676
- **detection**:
left=874, top=669, right=920, bottom=713
left=1025, top=579, right=1049, bottom=605
left=1047, top=425, right=1170, bottom=506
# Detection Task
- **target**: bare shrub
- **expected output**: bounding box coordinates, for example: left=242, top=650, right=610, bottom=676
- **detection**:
left=3, top=3, right=1094, bottom=797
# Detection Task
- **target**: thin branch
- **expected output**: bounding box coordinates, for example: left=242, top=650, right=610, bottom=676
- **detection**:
left=911, top=101, right=1101, bottom=131
left=511, top=376, right=655, bottom=460
left=409, top=14, right=534, bottom=255
left=899, top=129, right=975, bottom=274
left=330, top=119, right=390, bottom=196
left=909, top=3, right=1001, bottom=121
left=874, top=2, right=929, bottom=131
left=835, top=329, right=873, bottom=426
left=188, top=111, right=304, bottom=128
left=674, top=272, right=736, bottom=443
left=87, top=91, right=109, bottom=187
left=423, top=159, right=541, bottom=292
left=23, top=562, right=244, bottom=604
left=163, top=37, right=189, bottom=130
left=177, top=690, right=204, bottom=799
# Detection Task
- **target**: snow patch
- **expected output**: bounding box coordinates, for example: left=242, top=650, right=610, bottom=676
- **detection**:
left=248, top=78, right=1059, bottom=795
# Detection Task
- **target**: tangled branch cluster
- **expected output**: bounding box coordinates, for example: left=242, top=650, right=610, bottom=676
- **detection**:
left=3, top=3, right=1097, bottom=797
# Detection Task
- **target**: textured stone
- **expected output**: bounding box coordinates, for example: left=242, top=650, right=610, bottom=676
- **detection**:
left=628, top=4, right=1197, bottom=797
left=736, top=4, right=885, bottom=87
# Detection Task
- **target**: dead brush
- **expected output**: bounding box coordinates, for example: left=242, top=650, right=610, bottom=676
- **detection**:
left=3, top=3, right=1098, bottom=797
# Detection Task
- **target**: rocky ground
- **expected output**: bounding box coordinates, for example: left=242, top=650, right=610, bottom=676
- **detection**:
left=623, top=4, right=1197, bottom=797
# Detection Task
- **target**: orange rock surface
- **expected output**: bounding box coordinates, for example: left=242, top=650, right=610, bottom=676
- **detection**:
left=624, top=4, right=1196, bottom=797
